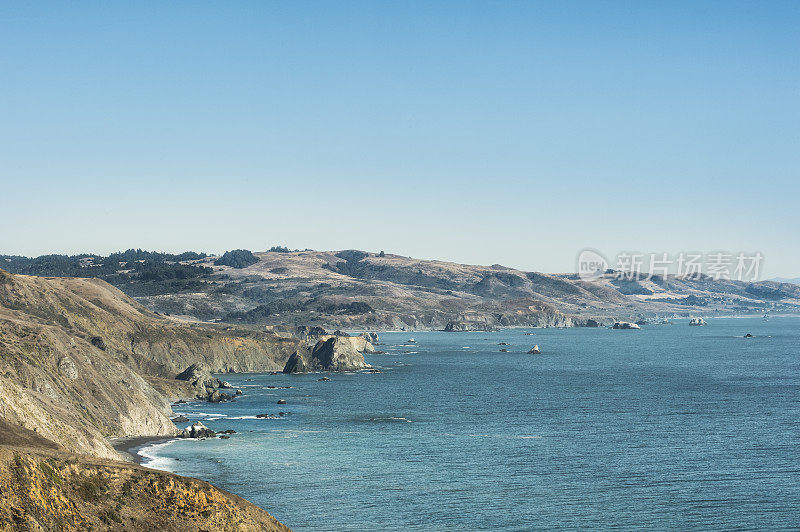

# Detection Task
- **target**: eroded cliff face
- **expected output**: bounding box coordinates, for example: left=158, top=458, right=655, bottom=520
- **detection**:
left=0, top=269, right=298, bottom=458
left=0, top=315, right=177, bottom=460
left=0, top=270, right=299, bottom=376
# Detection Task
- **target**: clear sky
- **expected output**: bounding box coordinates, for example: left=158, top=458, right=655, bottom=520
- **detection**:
left=1, top=1, right=798, bottom=277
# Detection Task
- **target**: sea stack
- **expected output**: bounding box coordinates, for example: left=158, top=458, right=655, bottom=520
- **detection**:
left=283, top=336, right=369, bottom=373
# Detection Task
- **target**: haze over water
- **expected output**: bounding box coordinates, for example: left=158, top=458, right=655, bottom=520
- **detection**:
left=149, top=318, right=800, bottom=530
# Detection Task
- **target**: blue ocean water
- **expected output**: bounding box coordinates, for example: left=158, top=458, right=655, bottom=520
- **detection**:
left=150, top=317, right=800, bottom=530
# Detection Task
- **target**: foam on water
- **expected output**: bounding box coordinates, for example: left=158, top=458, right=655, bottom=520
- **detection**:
left=136, top=439, right=180, bottom=471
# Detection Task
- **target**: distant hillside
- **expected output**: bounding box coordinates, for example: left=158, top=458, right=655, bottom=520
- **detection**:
left=6, top=249, right=800, bottom=330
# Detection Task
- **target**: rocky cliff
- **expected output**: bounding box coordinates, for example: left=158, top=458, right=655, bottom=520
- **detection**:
left=283, top=336, right=369, bottom=373
left=0, top=269, right=299, bottom=458
left=0, top=269, right=293, bottom=529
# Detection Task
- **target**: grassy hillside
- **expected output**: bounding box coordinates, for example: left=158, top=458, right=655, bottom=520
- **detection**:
left=0, top=421, right=288, bottom=531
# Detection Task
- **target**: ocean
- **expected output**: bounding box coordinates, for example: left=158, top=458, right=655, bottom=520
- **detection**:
left=145, top=317, right=800, bottom=530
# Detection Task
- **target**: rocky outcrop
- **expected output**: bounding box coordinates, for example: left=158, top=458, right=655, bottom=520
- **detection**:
left=175, top=363, right=234, bottom=401
left=528, top=345, right=541, bottom=354
left=360, top=332, right=380, bottom=344
left=283, top=351, right=311, bottom=374
left=689, top=317, right=707, bottom=326
left=179, top=422, right=216, bottom=439
left=612, top=321, right=641, bottom=329
left=444, top=320, right=496, bottom=332
left=283, top=337, right=369, bottom=373
left=294, top=325, right=328, bottom=340
left=176, top=363, right=219, bottom=389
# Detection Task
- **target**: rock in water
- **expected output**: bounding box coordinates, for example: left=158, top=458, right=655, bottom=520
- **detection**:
left=612, top=321, right=640, bottom=329
left=171, top=415, right=190, bottom=423
left=310, top=337, right=369, bottom=371
left=689, top=318, right=707, bottom=326
left=180, top=422, right=216, bottom=439
left=528, top=345, right=541, bottom=354
left=360, top=332, right=380, bottom=344
left=283, top=337, right=369, bottom=373
left=283, top=351, right=311, bottom=374
left=208, top=390, right=233, bottom=403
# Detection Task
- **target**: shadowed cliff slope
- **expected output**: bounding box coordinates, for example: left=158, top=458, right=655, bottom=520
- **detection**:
left=0, top=268, right=299, bottom=457
left=0, top=270, right=294, bottom=529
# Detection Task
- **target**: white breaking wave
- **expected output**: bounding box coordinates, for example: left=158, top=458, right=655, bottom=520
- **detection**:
left=227, top=415, right=287, bottom=420
left=137, top=439, right=180, bottom=472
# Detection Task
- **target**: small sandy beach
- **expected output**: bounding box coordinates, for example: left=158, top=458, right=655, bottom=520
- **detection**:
left=109, top=436, right=176, bottom=465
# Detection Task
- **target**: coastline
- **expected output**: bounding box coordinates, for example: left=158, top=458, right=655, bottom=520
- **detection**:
left=109, top=435, right=177, bottom=466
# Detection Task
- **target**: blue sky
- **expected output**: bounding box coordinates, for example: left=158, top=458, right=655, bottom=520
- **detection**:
left=1, top=1, right=798, bottom=276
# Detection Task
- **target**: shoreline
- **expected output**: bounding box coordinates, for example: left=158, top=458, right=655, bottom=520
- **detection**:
left=108, top=435, right=177, bottom=466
